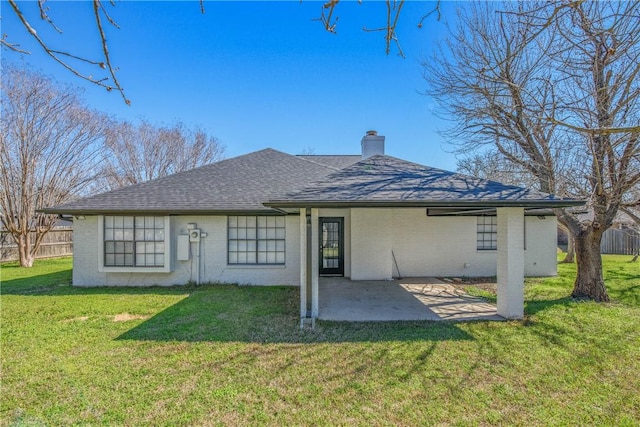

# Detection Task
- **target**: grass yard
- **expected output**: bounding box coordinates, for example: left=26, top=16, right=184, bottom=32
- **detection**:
left=1, top=256, right=639, bottom=425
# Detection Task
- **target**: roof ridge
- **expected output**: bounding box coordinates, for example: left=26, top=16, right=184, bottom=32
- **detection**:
left=294, top=155, right=345, bottom=171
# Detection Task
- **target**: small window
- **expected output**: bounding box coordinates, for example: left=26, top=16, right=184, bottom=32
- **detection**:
left=477, top=216, right=497, bottom=250
left=104, top=216, right=165, bottom=267
left=228, top=216, right=285, bottom=265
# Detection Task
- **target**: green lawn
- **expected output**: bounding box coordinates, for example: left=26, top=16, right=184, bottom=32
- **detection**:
left=1, top=256, right=639, bottom=425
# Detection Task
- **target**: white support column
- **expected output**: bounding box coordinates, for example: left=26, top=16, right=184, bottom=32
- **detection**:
left=310, top=208, right=319, bottom=318
left=497, top=207, right=525, bottom=319
left=299, top=208, right=307, bottom=320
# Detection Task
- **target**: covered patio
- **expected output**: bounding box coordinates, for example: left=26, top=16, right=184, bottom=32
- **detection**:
left=319, top=277, right=502, bottom=322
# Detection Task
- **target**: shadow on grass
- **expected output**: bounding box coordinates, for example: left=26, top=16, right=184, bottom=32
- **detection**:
left=1, top=268, right=190, bottom=297
left=116, top=285, right=475, bottom=343
left=525, top=297, right=574, bottom=316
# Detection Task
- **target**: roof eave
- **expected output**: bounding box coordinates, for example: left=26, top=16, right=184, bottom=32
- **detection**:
left=263, top=199, right=586, bottom=209
left=39, top=207, right=288, bottom=216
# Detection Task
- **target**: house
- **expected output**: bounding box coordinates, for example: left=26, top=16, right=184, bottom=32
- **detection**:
left=44, top=131, right=583, bottom=320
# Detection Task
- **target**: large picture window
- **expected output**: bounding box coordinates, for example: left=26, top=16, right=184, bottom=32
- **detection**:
left=104, top=216, right=165, bottom=267
left=228, top=216, right=285, bottom=265
left=477, top=216, right=497, bottom=250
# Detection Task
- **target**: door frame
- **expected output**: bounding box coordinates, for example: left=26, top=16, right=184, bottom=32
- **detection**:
left=319, top=217, right=344, bottom=276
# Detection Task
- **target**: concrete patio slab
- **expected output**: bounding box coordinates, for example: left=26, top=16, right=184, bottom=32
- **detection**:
left=318, top=277, right=502, bottom=322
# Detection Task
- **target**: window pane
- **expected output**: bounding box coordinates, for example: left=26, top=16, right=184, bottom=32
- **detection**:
left=258, top=252, right=267, bottom=263
left=229, top=252, right=238, bottom=264
left=275, top=216, right=285, bottom=227
left=246, top=216, right=256, bottom=227
left=228, top=216, right=237, bottom=227
left=276, top=252, right=285, bottom=264
left=275, top=228, right=285, bottom=239
left=229, top=228, right=237, bottom=239
left=238, top=216, right=247, bottom=227
left=246, top=252, right=257, bottom=264
left=229, top=240, right=237, bottom=251
left=247, top=228, right=256, bottom=239
left=155, top=254, right=164, bottom=266
left=125, top=254, right=134, bottom=266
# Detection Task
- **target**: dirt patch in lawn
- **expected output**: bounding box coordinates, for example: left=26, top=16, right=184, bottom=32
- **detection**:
left=113, top=313, right=149, bottom=322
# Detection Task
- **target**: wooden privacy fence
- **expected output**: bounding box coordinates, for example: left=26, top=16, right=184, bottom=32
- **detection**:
left=601, top=227, right=640, bottom=255
left=0, top=228, right=73, bottom=262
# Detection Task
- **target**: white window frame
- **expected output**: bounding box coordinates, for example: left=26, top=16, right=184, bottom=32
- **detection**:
left=98, top=215, right=172, bottom=273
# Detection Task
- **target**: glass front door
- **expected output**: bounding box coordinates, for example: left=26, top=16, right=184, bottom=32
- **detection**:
left=319, top=217, right=344, bottom=275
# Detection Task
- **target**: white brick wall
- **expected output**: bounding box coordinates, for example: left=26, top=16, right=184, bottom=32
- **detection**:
left=72, top=209, right=557, bottom=287
left=350, top=208, right=393, bottom=280
left=524, top=215, right=558, bottom=276
left=73, top=214, right=301, bottom=287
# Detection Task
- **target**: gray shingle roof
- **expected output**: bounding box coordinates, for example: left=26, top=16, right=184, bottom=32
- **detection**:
left=266, top=155, right=583, bottom=208
left=44, top=149, right=337, bottom=214
left=45, top=149, right=583, bottom=215
left=296, top=155, right=361, bottom=170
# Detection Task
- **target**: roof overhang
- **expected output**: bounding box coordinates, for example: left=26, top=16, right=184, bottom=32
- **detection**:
left=263, top=199, right=585, bottom=213
left=39, top=208, right=289, bottom=216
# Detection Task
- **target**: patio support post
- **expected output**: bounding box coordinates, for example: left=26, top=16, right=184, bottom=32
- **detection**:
left=496, top=207, right=525, bottom=319
left=311, top=208, right=319, bottom=318
left=299, top=208, right=307, bottom=322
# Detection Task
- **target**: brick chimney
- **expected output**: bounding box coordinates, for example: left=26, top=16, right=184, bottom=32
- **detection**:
left=361, top=130, right=385, bottom=159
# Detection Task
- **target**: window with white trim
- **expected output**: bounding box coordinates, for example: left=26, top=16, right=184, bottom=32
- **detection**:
left=104, top=216, right=165, bottom=267
left=228, top=216, right=285, bottom=265
left=477, top=216, right=497, bottom=250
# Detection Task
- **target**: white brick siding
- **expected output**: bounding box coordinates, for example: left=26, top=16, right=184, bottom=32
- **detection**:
left=73, top=215, right=301, bottom=287
left=350, top=208, right=393, bottom=280
left=72, top=208, right=557, bottom=287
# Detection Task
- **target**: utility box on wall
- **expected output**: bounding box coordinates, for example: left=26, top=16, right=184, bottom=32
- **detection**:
left=177, top=234, right=190, bottom=261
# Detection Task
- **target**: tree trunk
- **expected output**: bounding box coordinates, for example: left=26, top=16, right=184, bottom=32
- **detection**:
left=561, top=235, right=575, bottom=263
left=17, top=233, right=35, bottom=267
left=572, top=229, right=609, bottom=302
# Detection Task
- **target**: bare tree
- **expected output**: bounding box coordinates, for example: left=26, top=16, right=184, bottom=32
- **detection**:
left=0, top=65, right=105, bottom=267
left=425, top=1, right=640, bottom=301
left=456, top=150, right=535, bottom=187
left=457, top=149, right=578, bottom=263
left=101, top=120, right=224, bottom=190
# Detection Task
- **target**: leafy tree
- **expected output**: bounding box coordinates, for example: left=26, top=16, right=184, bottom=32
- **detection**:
left=425, top=1, right=640, bottom=301
left=0, top=65, right=105, bottom=267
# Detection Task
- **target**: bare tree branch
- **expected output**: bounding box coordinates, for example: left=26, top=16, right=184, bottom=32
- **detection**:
left=6, top=0, right=128, bottom=104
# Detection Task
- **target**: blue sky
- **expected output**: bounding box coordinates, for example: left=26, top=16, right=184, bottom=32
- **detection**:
left=2, top=1, right=459, bottom=170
